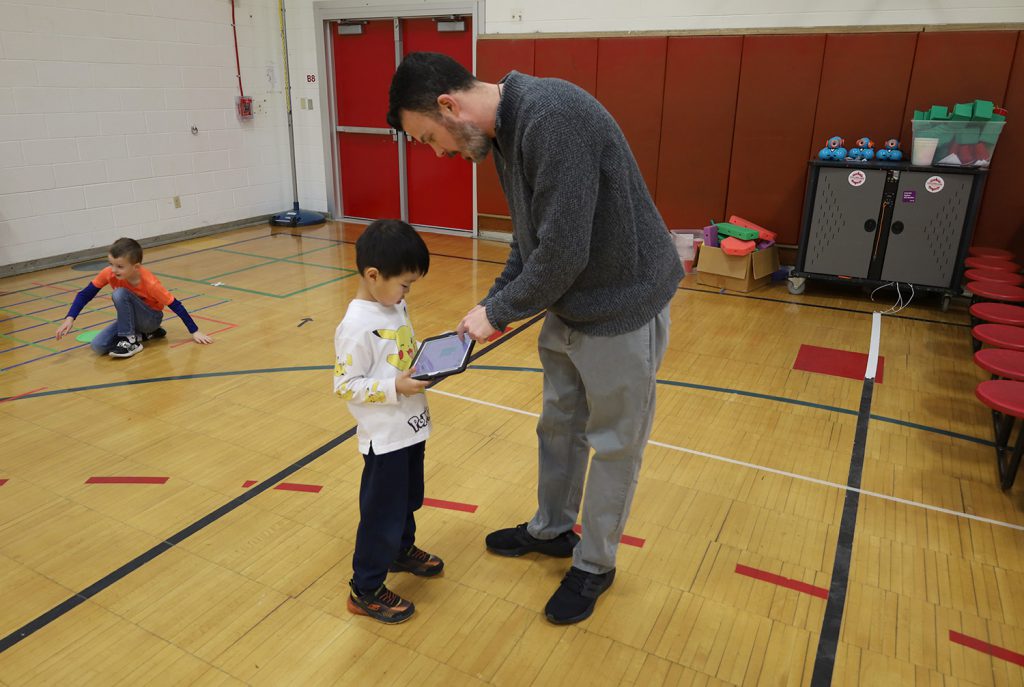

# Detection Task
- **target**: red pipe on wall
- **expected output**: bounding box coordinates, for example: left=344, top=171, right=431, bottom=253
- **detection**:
left=231, top=0, right=245, bottom=97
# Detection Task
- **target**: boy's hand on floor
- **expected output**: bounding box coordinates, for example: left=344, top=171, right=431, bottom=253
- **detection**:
left=191, top=331, right=214, bottom=345
left=55, top=317, right=74, bottom=340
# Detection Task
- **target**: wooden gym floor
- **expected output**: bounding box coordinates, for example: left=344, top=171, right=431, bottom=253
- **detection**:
left=0, top=221, right=1021, bottom=686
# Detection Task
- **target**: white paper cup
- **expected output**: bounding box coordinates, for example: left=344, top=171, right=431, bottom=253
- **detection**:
left=912, top=137, right=939, bottom=166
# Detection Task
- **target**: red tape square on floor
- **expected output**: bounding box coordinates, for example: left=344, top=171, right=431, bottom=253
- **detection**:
left=793, top=344, right=884, bottom=383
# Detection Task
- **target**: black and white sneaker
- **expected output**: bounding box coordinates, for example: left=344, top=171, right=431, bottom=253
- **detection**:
left=109, top=335, right=142, bottom=358
left=140, top=327, right=166, bottom=341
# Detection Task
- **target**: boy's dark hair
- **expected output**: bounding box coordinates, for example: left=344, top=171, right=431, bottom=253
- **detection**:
left=109, top=237, right=143, bottom=264
left=356, top=219, right=430, bottom=278
left=387, top=52, right=477, bottom=132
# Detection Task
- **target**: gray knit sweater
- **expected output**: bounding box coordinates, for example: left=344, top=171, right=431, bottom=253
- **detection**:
left=484, top=71, right=684, bottom=336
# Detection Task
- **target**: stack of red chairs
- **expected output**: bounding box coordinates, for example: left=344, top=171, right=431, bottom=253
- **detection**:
left=968, top=246, right=1024, bottom=488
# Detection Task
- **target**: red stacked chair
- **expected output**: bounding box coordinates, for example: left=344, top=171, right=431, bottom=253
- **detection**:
left=963, top=268, right=1024, bottom=285
left=968, top=247, right=1015, bottom=260
left=964, top=257, right=1021, bottom=272
left=968, top=249, right=1024, bottom=487
left=975, top=381, right=1024, bottom=488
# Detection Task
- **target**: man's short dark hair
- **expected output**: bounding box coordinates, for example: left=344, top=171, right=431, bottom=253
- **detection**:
left=109, top=237, right=143, bottom=264
left=356, top=219, right=430, bottom=278
left=387, top=52, right=477, bottom=131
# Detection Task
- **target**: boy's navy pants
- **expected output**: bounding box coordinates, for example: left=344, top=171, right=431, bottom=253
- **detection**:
left=351, top=440, right=425, bottom=593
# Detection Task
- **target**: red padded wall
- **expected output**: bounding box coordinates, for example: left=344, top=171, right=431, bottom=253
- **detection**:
left=535, top=38, right=598, bottom=95
left=726, top=34, right=826, bottom=244
left=900, top=31, right=1017, bottom=145
left=975, top=31, right=1024, bottom=250
left=476, top=39, right=535, bottom=217
left=475, top=30, right=1022, bottom=249
left=596, top=37, right=668, bottom=195
left=810, top=33, right=917, bottom=160
left=656, top=36, right=742, bottom=229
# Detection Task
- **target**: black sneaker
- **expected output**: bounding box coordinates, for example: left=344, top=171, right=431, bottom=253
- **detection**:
left=544, top=566, right=615, bottom=625
left=109, top=335, right=142, bottom=358
left=485, top=523, right=580, bottom=558
left=140, top=327, right=166, bottom=341
left=346, top=580, right=415, bottom=624
left=389, top=545, right=444, bottom=577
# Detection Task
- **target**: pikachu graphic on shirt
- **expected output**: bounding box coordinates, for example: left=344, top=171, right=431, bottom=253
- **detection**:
left=373, top=325, right=416, bottom=371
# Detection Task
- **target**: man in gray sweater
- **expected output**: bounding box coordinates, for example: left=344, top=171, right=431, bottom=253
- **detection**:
left=388, top=52, right=683, bottom=624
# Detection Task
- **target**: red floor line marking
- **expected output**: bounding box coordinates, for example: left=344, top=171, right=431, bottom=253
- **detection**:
left=0, top=479, right=8, bottom=486
left=487, top=327, right=512, bottom=342
left=572, top=524, right=646, bottom=548
left=735, top=564, right=829, bottom=599
left=0, top=386, right=47, bottom=403
left=423, top=497, right=478, bottom=513
left=793, top=343, right=886, bottom=383
left=86, top=476, right=169, bottom=485
left=950, top=631, right=1024, bottom=667
left=241, top=480, right=323, bottom=493
left=191, top=313, right=239, bottom=327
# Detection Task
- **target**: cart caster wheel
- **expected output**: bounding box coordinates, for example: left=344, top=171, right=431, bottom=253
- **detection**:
left=787, top=277, right=806, bottom=295
left=941, top=294, right=951, bottom=312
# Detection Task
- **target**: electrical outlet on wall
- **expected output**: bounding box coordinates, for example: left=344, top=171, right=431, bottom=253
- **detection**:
left=511, top=8, right=523, bottom=21
left=173, top=196, right=181, bottom=209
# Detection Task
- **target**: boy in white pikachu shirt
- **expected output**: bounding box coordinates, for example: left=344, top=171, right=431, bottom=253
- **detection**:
left=334, top=219, right=442, bottom=624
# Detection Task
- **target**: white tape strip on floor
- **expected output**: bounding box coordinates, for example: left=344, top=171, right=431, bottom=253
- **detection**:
left=428, top=387, right=1024, bottom=532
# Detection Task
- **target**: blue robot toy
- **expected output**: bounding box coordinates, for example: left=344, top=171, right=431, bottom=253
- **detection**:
left=848, top=137, right=875, bottom=160
left=818, top=136, right=847, bottom=160
left=875, top=138, right=903, bottom=161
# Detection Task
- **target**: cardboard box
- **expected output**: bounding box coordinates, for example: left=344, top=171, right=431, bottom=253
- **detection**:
left=695, top=244, right=779, bottom=292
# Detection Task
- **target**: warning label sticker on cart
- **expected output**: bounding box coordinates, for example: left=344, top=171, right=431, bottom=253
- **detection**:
left=925, top=176, right=945, bottom=193
left=848, top=170, right=866, bottom=187
left=902, top=190, right=916, bottom=203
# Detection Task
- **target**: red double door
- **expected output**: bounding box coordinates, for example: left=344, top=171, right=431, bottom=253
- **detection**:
left=332, top=17, right=473, bottom=232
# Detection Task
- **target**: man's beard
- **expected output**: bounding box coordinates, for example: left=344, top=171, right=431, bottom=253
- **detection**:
left=445, top=118, right=492, bottom=164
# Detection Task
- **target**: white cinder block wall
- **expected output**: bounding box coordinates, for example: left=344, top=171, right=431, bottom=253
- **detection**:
left=2, top=0, right=1020, bottom=268
left=0, top=0, right=299, bottom=268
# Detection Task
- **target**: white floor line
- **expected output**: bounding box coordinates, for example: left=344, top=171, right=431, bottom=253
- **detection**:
left=866, top=311, right=881, bottom=379
left=428, top=387, right=1024, bottom=533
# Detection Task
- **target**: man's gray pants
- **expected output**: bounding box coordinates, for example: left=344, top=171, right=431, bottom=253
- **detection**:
left=528, top=304, right=671, bottom=574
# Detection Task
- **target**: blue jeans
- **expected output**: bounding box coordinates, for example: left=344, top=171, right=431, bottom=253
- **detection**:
left=90, top=288, right=165, bottom=354
left=352, top=441, right=426, bottom=593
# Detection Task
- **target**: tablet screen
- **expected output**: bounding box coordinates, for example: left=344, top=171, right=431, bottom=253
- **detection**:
left=413, top=333, right=472, bottom=376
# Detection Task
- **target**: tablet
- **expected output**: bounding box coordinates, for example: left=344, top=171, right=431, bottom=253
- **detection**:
left=411, top=332, right=475, bottom=381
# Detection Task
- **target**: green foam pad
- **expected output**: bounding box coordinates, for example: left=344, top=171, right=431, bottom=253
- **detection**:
left=982, top=122, right=1005, bottom=144
left=951, top=103, right=973, bottom=121
left=715, top=223, right=759, bottom=241
left=972, top=100, right=994, bottom=121
left=929, top=105, right=950, bottom=120
left=955, top=128, right=981, bottom=144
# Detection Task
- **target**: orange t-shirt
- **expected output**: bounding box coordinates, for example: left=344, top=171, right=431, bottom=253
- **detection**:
left=92, top=266, right=175, bottom=312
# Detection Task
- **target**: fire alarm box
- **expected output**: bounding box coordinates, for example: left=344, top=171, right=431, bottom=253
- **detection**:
left=236, top=96, right=253, bottom=119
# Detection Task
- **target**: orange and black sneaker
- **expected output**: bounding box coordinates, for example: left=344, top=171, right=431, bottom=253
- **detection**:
left=346, top=581, right=415, bottom=624
left=389, top=545, right=445, bottom=577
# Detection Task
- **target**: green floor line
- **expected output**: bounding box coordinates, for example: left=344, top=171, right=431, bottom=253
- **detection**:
left=0, top=331, right=60, bottom=353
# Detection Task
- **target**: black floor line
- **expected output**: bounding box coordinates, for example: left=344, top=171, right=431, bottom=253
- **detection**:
left=0, top=313, right=544, bottom=654
left=810, top=377, right=874, bottom=685
left=678, top=285, right=970, bottom=328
